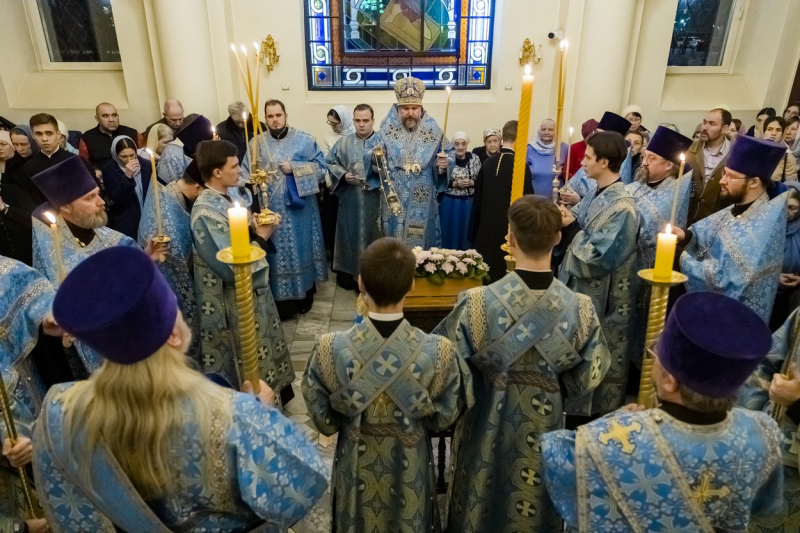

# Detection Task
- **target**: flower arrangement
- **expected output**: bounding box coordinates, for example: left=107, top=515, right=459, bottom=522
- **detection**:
left=412, top=247, right=490, bottom=285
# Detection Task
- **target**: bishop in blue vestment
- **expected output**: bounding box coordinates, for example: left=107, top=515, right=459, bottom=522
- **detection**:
left=678, top=134, right=789, bottom=322
left=34, top=247, right=328, bottom=533
left=544, top=291, right=784, bottom=533
left=557, top=131, right=638, bottom=414
left=373, top=77, right=454, bottom=249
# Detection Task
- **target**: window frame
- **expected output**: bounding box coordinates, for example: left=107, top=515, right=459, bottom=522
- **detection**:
left=22, top=0, right=122, bottom=72
left=666, top=0, right=746, bottom=75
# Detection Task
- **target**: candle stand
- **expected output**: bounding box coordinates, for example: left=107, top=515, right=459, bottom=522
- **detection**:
left=0, top=368, right=39, bottom=519
left=216, top=245, right=264, bottom=393
left=636, top=268, right=687, bottom=408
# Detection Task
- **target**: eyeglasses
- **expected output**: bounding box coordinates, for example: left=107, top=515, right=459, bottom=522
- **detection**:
left=327, top=120, right=341, bottom=127
left=722, top=170, right=749, bottom=180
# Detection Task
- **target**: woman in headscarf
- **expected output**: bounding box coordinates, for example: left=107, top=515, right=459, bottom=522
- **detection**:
left=472, top=128, right=501, bottom=164
left=771, top=184, right=800, bottom=330
left=138, top=123, right=174, bottom=161
left=762, top=116, right=798, bottom=183
left=101, top=136, right=153, bottom=240
left=321, top=105, right=355, bottom=156
left=526, top=118, right=568, bottom=196
left=440, top=131, right=480, bottom=250
left=6, top=126, right=43, bottom=207
left=0, top=130, right=37, bottom=264
left=320, top=106, right=355, bottom=255
left=57, top=120, right=79, bottom=155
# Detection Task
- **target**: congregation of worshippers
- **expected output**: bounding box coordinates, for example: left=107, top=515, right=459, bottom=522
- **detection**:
left=2, top=75, right=800, bottom=533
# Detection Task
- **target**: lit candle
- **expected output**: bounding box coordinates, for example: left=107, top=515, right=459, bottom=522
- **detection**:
left=511, top=65, right=534, bottom=204
left=669, top=153, right=686, bottom=227
left=44, top=211, right=65, bottom=283
left=653, top=224, right=677, bottom=281
left=211, top=125, right=217, bottom=140
left=241, top=45, right=253, bottom=97
left=230, top=44, right=249, bottom=91
left=228, top=202, right=251, bottom=258
left=146, top=149, right=164, bottom=237
left=565, top=127, right=574, bottom=179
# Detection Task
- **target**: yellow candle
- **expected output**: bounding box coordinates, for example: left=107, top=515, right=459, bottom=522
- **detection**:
left=555, top=39, right=568, bottom=159
left=511, top=65, right=534, bottom=204
left=228, top=202, right=250, bottom=258
left=241, top=45, right=254, bottom=98
left=565, top=127, right=574, bottom=178
left=253, top=42, right=261, bottom=107
left=669, top=153, right=686, bottom=227
left=44, top=211, right=64, bottom=283
left=230, top=44, right=249, bottom=92
left=653, top=224, right=677, bottom=281
left=441, top=87, right=451, bottom=155
left=146, top=149, right=164, bottom=237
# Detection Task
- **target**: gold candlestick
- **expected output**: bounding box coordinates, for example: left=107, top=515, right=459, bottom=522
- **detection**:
left=636, top=269, right=688, bottom=408
left=501, top=242, right=516, bottom=273
left=217, top=246, right=265, bottom=393
left=552, top=39, right=569, bottom=204
left=146, top=149, right=171, bottom=249
left=0, top=367, right=39, bottom=519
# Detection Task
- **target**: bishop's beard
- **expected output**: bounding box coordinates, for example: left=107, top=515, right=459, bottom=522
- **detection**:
left=403, top=118, right=419, bottom=131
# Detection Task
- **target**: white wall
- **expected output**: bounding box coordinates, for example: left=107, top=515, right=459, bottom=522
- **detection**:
left=1, top=0, right=799, bottom=147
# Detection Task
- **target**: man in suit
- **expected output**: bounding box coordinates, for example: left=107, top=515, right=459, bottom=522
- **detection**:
left=685, top=107, right=734, bottom=225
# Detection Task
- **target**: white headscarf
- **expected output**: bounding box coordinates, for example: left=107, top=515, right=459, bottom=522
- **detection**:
left=530, top=119, right=557, bottom=156
left=452, top=131, right=470, bottom=144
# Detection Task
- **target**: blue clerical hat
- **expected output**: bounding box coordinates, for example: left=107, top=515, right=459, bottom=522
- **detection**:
left=177, top=115, right=213, bottom=157
left=657, top=291, right=771, bottom=398
left=726, top=134, right=787, bottom=183
left=31, top=155, right=97, bottom=209
left=598, top=112, right=632, bottom=136
left=53, top=246, right=179, bottom=365
left=647, top=126, right=693, bottom=166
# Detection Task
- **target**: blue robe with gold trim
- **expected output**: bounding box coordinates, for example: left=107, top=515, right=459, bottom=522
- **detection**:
left=543, top=407, right=784, bottom=532
left=242, top=127, right=329, bottom=301
left=433, top=273, right=609, bottom=533
left=740, top=307, right=800, bottom=532
left=33, top=383, right=328, bottom=532
left=681, top=191, right=787, bottom=322
left=557, top=181, right=638, bottom=413
left=374, top=105, right=454, bottom=248
left=302, top=319, right=472, bottom=533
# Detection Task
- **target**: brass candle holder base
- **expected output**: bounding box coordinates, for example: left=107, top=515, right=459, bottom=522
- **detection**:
left=636, top=268, right=688, bottom=408
left=153, top=235, right=171, bottom=246
left=501, top=243, right=516, bottom=272
left=217, top=245, right=267, bottom=394
left=255, top=210, right=278, bottom=226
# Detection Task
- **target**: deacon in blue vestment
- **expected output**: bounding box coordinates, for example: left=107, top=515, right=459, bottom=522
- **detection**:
left=303, top=238, right=473, bottom=533
left=676, top=134, right=789, bottom=322
left=526, top=118, right=568, bottom=195
left=139, top=159, right=205, bottom=363
left=157, top=115, right=212, bottom=184
left=33, top=246, right=328, bottom=533
left=326, top=104, right=381, bottom=290
left=242, top=99, right=328, bottom=316
left=192, top=140, right=294, bottom=404
left=30, top=156, right=164, bottom=374
left=434, top=196, right=610, bottom=533
left=557, top=131, right=638, bottom=414
left=625, top=126, right=693, bottom=367
left=543, top=291, right=784, bottom=532
left=373, top=77, right=455, bottom=248
left=741, top=307, right=800, bottom=532
left=0, top=256, right=61, bottom=533
left=560, top=112, right=634, bottom=207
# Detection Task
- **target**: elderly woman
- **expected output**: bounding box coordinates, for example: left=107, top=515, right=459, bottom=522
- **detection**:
left=440, top=131, right=480, bottom=250
left=472, top=128, right=501, bottom=164
left=526, top=118, right=568, bottom=195
left=763, top=116, right=798, bottom=182
left=101, top=136, right=154, bottom=240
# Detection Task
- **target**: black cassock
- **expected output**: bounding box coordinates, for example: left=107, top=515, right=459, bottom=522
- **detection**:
left=468, top=147, right=534, bottom=281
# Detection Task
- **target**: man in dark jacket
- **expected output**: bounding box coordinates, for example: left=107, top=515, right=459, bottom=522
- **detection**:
left=216, top=101, right=265, bottom=164
left=79, top=102, right=141, bottom=172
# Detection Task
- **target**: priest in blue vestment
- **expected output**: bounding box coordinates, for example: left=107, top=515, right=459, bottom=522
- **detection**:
left=326, top=104, right=381, bottom=290
left=543, top=291, right=784, bottom=532
left=30, top=156, right=164, bottom=375
left=139, top=159, right=205, bottom=363
left=33, top=246, right=328, bottom=532
left=434, top=196, right=609, bottom=533
left=625, top=126, right=693, bottom=368
left=242, top=99, right=328, bottom=317
left=675, top=134, right=789, bottom=322
left=373, top=77, right=455, bottom=248
left=158, top=115, right=212, bottom=184
left=303, top=238, right=473, bottom=533
left=557, top=131, right=638, bottom=415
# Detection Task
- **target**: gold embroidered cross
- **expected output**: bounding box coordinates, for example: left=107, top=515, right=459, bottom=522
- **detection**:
left=373, top=393, right=390, bottom=417
left=692, top=472, right=730, bottom=504
left=598, top=420, right=642, bottom=454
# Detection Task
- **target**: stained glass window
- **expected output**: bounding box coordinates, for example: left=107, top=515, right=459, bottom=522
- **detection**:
left=305, top=0, right=495, bottom=90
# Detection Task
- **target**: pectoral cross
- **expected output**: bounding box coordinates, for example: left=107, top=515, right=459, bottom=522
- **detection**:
left=598, top=420, right=643, bottom=454
left=692, top=471, right=731, bottom=505
left=403, top=161, right=412, bottom=176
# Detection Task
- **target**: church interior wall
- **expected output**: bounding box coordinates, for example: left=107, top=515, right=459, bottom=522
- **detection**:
left=0, top=0, right=798, bottom=145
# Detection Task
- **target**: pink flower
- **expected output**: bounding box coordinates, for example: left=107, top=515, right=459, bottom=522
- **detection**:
left=424, top=263, right=436, bottom=273
left=442, top=262, right=454, bottom=274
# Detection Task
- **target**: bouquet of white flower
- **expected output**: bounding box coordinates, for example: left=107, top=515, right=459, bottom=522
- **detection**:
left=411, top=247, right=490, bottom=285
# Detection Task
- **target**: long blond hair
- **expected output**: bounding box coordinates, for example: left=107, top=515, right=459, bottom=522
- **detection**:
left=60, top=342, right=232, bottom=499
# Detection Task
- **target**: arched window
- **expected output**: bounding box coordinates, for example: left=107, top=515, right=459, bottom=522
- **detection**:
left=305, top=0, right=496, bottom=90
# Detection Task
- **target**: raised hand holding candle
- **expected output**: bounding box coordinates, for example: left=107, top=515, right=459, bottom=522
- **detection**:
left=669, top=153, right=686, bottom=227
left=653, top=224, right=677, bottom=281
left=146, top=149, right=164, bottom=237
left=228, top=202, right=250, bottom=258
left=511, top=65, right=534, bottom=204
left=44, top=211, right=64, bottom=283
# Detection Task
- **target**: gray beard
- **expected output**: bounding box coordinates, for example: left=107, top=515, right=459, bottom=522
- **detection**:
left=403, top=119, right=418, bottom=131
left=72, top=209, right=108, bottom=229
